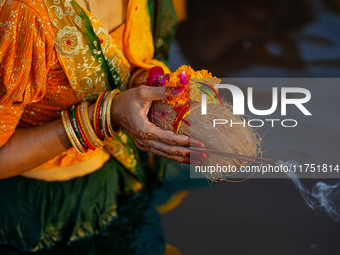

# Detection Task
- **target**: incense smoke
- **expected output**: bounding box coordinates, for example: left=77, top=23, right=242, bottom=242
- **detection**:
left=281, top=160, right=340, bottom=222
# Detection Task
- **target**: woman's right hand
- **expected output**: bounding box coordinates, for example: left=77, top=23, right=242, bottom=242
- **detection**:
left=110, top=85, right=207, bottom=165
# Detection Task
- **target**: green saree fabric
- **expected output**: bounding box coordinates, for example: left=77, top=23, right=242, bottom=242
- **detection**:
left=0, top=158, right=167, bottom=254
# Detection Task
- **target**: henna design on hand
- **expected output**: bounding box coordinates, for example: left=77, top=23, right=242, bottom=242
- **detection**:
left=109, top=86, right=205, bottom=165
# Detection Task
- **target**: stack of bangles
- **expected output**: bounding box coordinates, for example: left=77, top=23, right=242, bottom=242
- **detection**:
left=61, top=89, right=122, bottom=154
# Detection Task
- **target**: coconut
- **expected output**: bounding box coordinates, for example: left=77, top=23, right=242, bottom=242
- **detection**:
left=149, top=99, right=261, bottom=182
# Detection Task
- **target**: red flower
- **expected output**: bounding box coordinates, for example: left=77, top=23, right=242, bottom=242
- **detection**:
left=146, top=66, right=170, bottom=87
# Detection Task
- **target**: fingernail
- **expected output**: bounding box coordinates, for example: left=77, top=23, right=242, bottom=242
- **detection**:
left=191, top=151, right=208, bottom=159
left=191, top=160, right=202, bottom=166
left=190, top=139, right=205, bottom=148
left=172, top=86, right=185, bottom=95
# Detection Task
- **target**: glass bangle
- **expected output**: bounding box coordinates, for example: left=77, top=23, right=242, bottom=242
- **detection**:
left=95, top=92, right=106, bottom=140
left=76, top=105, right=96, bottom=150
left=99, top=92, right=109, bottom=137
left=80, top=102, right=105, bottom=148
left=62, top=110, right=85, bottom=153
left=77, top=104, right=98, bottom=149
left=61, top=110, right=82, bottom=154
left=67, top=112, right=86, bottom=153
left=93, top=92, right=105, bottom=139
left=70, top=106, right=89, bottom=150
left=106, top=89, right=122, bottom=137
left=102, top=93, right=111, bottom=137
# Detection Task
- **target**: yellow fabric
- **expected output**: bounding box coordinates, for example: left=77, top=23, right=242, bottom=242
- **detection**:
left=157, top=191, right=190, bottom=214
left=43, top=0, right=111, bottom=101
left=83, top=9, right=131, bottom=92
left=23, top=149, right=111, bottom=180
left=164, top=244, right=182, bottom=255
left=125, top=0, right=171, bottom=73
left=172, top=0, right=188, bottom=23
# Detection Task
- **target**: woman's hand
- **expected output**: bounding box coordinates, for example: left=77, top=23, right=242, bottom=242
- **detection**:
left=110, top=85, right=207, bottom=165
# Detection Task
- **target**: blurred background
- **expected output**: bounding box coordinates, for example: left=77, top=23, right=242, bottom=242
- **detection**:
left=162, top=0, right=340, bottom=254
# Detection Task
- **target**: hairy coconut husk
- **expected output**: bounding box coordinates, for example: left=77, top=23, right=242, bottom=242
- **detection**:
left=149, top=100, right=261, bottom=182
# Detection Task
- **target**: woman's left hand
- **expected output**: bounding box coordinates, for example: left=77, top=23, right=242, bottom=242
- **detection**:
left=110, top=85, right=206, bottom=165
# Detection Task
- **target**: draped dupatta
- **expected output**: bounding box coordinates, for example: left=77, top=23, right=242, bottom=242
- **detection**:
left=42, top=0, right=178, bottom=188
left=43, top=0, right=174, bottom=100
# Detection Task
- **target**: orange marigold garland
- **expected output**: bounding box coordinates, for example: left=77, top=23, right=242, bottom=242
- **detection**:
left=145, top=65, right=222, bottom=105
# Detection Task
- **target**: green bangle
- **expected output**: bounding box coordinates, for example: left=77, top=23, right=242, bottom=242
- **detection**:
left=71, top=106, right=88, bottom=150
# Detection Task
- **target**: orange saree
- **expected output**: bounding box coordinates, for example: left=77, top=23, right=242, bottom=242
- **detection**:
left=0, top=0, right=172, bottom=171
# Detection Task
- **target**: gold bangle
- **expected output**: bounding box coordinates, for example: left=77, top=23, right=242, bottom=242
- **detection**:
left=61, top=110, right=79, bottom=153
left=106, top=89, right=122, bottom=137
left=81, top=102, right=104, bottom=148
left=102, top=93, right=110, bottom=137
left=65, top=110, right=86, bottom=153
left=61, top=110, right=85, bottom=154
left=80, top=102, right=105, bottom=148
left=93, top=92, right=104, bottom=137
left=77, top=104, right=97, bottom=150
left=128, top=68, right=145, bottom=89
left=99, top=93, right=109, bottom=137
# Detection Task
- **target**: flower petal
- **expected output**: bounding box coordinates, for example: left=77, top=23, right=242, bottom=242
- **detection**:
left=146, top=76, right=161, bottom=87
left=159, top=74, right=170, bottom=85
left=178, top=71, right=188, bottom=85
left=149, top=66, right=164, bottom=78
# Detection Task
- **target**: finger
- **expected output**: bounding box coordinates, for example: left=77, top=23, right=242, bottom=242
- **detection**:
left=149, top=147, right=202, bottom=166
left=142, top=123, right=205, bottom=148
left=138, top=85, right=185, bottom=102
left=135, top=143, right=187, bottom=163
left=150, top=147, right=187, bottom=163
left=144, top=140, right=207, bottom=159
left=135, top=141, right=202, bottom=165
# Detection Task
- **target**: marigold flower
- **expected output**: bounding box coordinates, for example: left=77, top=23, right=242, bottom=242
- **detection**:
left=164, top=65, right=220, bottom=105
